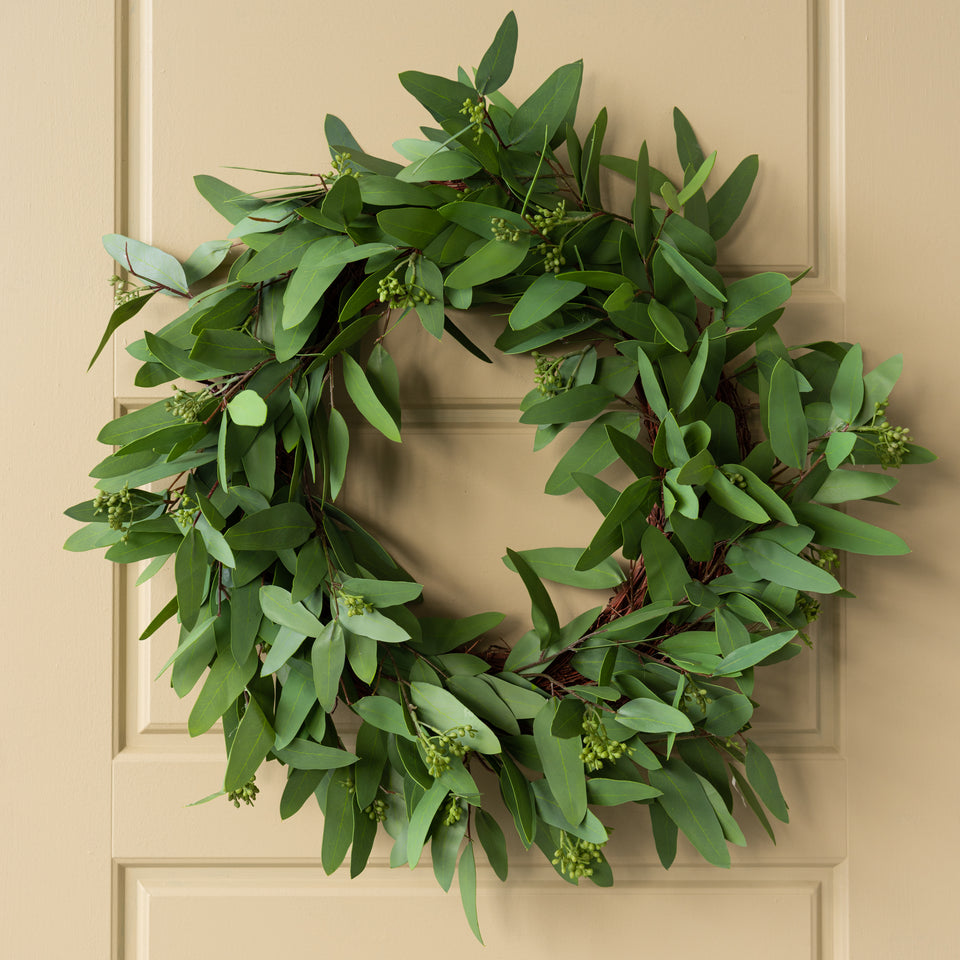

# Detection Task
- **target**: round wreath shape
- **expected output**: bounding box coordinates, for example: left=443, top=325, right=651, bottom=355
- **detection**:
left=67, top=12, right=932, bottom=941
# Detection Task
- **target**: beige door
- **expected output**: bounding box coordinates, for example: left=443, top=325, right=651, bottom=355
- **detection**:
left=7, top=1, right=958, bottom=956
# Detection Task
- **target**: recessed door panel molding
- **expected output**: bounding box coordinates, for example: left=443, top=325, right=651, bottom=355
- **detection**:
left=120, top=862, right=834, bottom=960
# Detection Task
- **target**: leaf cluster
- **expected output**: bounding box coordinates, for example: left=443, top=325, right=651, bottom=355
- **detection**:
left=66, top=11, right=933, bottom=942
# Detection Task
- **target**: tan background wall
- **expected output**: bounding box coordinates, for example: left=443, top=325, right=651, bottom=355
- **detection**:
left=3, top=1, right=958, bottom=957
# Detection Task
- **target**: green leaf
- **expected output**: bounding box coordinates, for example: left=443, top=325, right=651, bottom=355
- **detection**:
left=677, top=150, right=717, bottom=205
left=476, top=810, right=508, bottom=881
left=103, top=234, right=189, bottom=294
left=281, top=237, right=354, bottom=329
left=88, top=290, right=157, bottom=369
left=745, top=740, right=789, bottom=822
left=647, top=300, right=689, bottom=352
left=155, top=614, right=216, bottom=679
left=657, top=243, right=726, bottom=306
left=223, top=697, right=274, bottom=792
left=707, top=154, right=759, bottom=239
left=649, top=801, right=678, bottom=868
left=274, top=664, right=317, bottom=750
left=188, top=649, right=257, bottom=737
left=476, top=11, right=518, bottom=94
left=519, top=385, right=616, bottom=425
left=508, top=60, right=583, bottom=150
left=312, top=621, right=346, bottom=712
left=445, top=235, right=531, bottom=289
left=326, top=408, right=349, bottom=501
left=339, top=577, right=423, bottom=607
left=261, top=626, right=307, bottom=675
left=533, top=699, right=586, bottom=825
left=196, top=515, right=235, bottom=568
left=737, top=538, right=841, bottom=593
left=587, top=778, right=662, bottom=805
left=632, top=142, right=652, bottom=251
left=274, top=738, right=358, bottom=770
left=397, top=149, right=482, bottom=183
left=411, top=682, right=500, bottom=754
left=458, top=843, right=483, bottom=944
left=616, top=698, right=694, bottom=734
left=259, top=584, right=324, bottom=635
left=502, top=547, right=624, bottom=589
left=825, top=430, right=858, bottom=470
left=499, top=755, right=536, bottom=846
left=813, top=468, right=898, bottom=504
left=398, top=70, right=475, bottom=122
left=236, top=222, right=326, bottom=282
left=703, top=694, right=753, bottom=737
left=705, top=471, right=770, bottom=523
left=649, top=757, right=729, bottom=868
left=544, top=412, right=639, bottom=496
left=320, top=173, right=362, bottom=226
left=407, top=779, right=449, bottom=868
left=432, top=818, right=468, bottom=892
left=447, top=676, right=520, bottom=736
left=509, top=273, right=585, bottom=330
left=291, top=537, right=325, bottom=603
left=506, top=547, right=560, bottom=646
left=321, top=776, right=355, bottom=875
left=174, top=528, right=207, bottom=630
left=673, top=108, right=705, bottom=171
left=341, top=352, right=401, bottom=442
left=227, top=389, right=267, bottom=427
left=768, top=358, right=808, bottom=469
left=194, top=175, right=261, bottom=224
left=723, top=273, right=792, bottom=328
left=641, top=526, right=692, bottom=603
left=352, top=696, right=415, bottom=739
left=861, top=353, right=904, bottom=416
left=830, top=344, right=865, bottom=423
left=376, top=207, right=447, bottom=249
left=711, top=630, right=797, bottom=676
left=225, top=502, right=315, bottom=551
left=792, top=502, right=910, bottom=555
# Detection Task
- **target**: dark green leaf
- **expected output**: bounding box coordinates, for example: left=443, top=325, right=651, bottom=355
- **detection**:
left=321, top=776, right=355, bottom=874
left=506, top=547, right=560, bottom=646
left=616, top=698, right=694, bottom=734
left=225, top=503, right=315, bottom=551
left=458, top=843, right=483, bottom=944
left=533, top=699, right=586, bottom=824
left=768, top=358, right=809, bottom=469
left=745, top=740, right=789, bottom=822
left=707, top=155, right=759, bottom=239
left=341, top=352, right=401, bottom=442
left=792, top=502, right=910, bottom=555
left=174, top=529, right=207, bottom=630
left=274, top=738, right=358, bottom=770
left=723, top=273, right=792, bottom=328
left=649, top=757, right=729, bottom=867
left=508, top=60, right=583, bottom=150
left=476, top=11, right=518, bottom=94
left=223, top=697, right=274, bottom=792
left=502, top=547, right=624, bottom=589
left=711, top=630, right=797, bottom=676
left=312, top=621, right=346, bottom=712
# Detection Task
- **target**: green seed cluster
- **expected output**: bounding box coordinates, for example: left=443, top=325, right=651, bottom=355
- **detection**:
left=797, top=594, right=821, bottom=623
left=171, top=493, right=199, bottom=529
left=530, top=200, right=566, bottom=233
left=108, top=275, right=144, bottom=308
left=442, top=794, right=463, bottom=826
left=551, top=831, right=605, bottom=879
left=873, top=402, right=912, bottom=468
left=579, top=707, right=627, bottom=772
left=419, top=725, right=476, bottom=778
left=227, top=775, right=259, bottom=808
left=93, top=482, right=133, bottom=539
left=330, top=151, right=360, bottom=179
left=459, top=97, right=487, bottom=141
left=540, top=246, right=566, bottom=273
left=377, top=273, right=435, bottom=310
left=165, top=386, right=212, bottom=424
left=490, top=217, right=521, bottom=243
left=364, top=798, right=388, bottom=822
left=532, top=351, right=568, bottom=397
left=723, top=470, right=748, bottom=490
left=340, top=593, right=374, bottom=617
left=683, top=685, right=713, bottom=711
left=813, top=548, right=839, bottom=570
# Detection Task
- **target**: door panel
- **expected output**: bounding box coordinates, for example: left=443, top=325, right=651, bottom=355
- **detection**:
left=15, top=0, right=960, bottom=957
left=111, top=1, right=845, bottom=957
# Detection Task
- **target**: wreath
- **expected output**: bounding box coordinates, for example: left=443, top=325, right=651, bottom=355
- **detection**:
left=66, top=12, right=932, bottom=941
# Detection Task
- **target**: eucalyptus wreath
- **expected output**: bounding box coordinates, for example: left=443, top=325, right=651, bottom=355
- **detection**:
left=66, top=12, right=932, bottom=941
